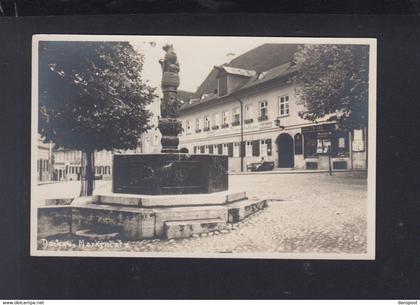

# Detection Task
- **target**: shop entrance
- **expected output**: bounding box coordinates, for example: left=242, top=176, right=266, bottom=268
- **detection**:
left=276, top=133, right=294, bottom=168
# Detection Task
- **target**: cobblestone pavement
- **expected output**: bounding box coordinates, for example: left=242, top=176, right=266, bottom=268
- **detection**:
left=38, top=172, right=368, bottom=254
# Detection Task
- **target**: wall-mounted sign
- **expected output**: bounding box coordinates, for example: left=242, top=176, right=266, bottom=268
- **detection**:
left=302, top=124, right=335, bottom=134
left=259, top=122, right=273, bottom=129
left=244, top=123, right=259, bottom=131
left=317, top=131, right=330, bottom=139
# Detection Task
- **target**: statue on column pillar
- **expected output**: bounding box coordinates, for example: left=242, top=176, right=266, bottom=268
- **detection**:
left=158, top=44, right=182, bottom=153
left=112, top=44, right=228, bottom=195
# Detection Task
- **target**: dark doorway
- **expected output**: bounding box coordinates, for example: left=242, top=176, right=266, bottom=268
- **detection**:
left=179, top=147, right=189, bottom=153
left=276, top=133, right=294, bottom=168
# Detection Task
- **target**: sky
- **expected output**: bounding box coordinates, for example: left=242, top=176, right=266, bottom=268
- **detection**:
left=130, top=36, right=266, bottom=94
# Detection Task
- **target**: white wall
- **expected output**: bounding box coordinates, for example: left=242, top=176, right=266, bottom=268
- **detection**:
left=179, top=82, right=367, bottom=171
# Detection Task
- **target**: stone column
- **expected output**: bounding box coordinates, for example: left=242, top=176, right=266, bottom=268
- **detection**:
left=158, top=44, right=182, bottom=153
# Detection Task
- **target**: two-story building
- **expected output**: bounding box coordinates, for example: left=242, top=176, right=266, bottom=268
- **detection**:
left=37, top=134, right=53, bottom=181
left=52, top=147, right=142, bottom=181
left=178, top=44, right=367, bottom=172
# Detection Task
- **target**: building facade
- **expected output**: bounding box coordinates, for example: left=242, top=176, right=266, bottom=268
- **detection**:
left=37, top=134, right=53, bottom=181
left=52, top=148, right=141, bottom=181
left=139, top=97, right=162, bottom=154
left=178, top=44, right=367, bottom=172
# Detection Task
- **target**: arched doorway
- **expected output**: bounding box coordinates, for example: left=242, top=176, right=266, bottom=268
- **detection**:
left=179, top=147, right=189, bottom=153
left=276, top=133, right=294, bottom=168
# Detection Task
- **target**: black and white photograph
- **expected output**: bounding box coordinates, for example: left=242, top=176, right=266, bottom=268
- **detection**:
left=31, top=35, right=376, bottom=259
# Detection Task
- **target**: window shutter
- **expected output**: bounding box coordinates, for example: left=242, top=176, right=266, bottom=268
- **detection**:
left=252, top=140, right=260, bottom=156
left=267, top=139, right=272, bottom=156
left=218, top=144, right=223, bottom=155
left=228, top=143, right=233, bottom=157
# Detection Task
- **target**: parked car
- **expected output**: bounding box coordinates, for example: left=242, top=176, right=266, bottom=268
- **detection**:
left=246, top=161, right=274, bottom=172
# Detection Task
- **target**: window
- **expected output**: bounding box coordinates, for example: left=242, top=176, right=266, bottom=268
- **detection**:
left=304, top=133, right=318, bottom=158
left=195, top=118, right=201, bottom=131
left=252, top=140, right=260, bottom=157
left=205, top=145, right=209, bottom=153
left=245, top=105, right=252, bottom=120
left=233, top=143, right=240, bottom=157
left=260, top=140, right=268, bottom=157
left=258, top=101, right=268, bottom=118
left=212, top=113, right=219, bottom=126
left=204, top=116, right=210, bottom=131
left=217, top=144, right=223, bottom=155
left=294, top=133, right=303, bottom=155
left=232, top=107, right=240, bottom=125
left=228, top=143, right=233, bottom=157
left=267, top=139, right=272, bottom=156
left=186, top=120, right=192, bottom=134
left=258, top=101, right=268, bottom=120
left=246, top=141, right=253, bottom=157
left=222, top=111, right=229, bottom=126
left=352, top=129, right=365, bottom=152
left=223, top=143, right=229, bottom=155
left=278, top=95, right=290, bottom=116
left=317, top=138, right=331, bottom=154
left=332, top=131, right=350, bottom=157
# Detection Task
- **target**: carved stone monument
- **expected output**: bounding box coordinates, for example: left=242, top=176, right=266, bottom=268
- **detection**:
left=112, top=45, right=228, bottom=195
left=158, top=44, right=182, bottom=153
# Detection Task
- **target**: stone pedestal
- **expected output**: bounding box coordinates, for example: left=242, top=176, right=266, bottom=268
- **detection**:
left=112, top=153, right=228, bottom=195
left=37, top=192, right=268, bottom=241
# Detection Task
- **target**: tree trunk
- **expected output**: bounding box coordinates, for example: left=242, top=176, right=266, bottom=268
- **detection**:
left=79, top=149, right=95, bottom=196
left=86, top=148, right=94, bottom=196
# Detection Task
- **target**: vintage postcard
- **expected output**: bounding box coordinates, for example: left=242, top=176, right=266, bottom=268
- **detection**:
left=31, top=35, right=376, bottom=259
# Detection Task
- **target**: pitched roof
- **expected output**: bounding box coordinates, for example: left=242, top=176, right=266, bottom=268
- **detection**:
left=241, top=62, right=295, bottom=90
left=215, top=66, right=257, bottom=77
left=177, top=90, right=194, bottom=104
left=182, top=43, right=301, bottom=111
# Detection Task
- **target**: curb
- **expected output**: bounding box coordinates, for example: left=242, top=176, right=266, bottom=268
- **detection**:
left=37, top=181, right=62, bottom=186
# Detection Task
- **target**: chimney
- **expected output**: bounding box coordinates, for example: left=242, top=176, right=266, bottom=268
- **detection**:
left=225, top=53, right=235, bottom=64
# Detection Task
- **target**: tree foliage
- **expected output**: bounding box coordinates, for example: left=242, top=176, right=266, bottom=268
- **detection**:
left=293, top=44, right=369, bottom=130
left=39, top=41, right=156, bottom=151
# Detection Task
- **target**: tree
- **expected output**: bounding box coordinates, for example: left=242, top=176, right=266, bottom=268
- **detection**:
left=293, top=44, right=369, bottom=130
left=39, top=41, right=156, bottom=195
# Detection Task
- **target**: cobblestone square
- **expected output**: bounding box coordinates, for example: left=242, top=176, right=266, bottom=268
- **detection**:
left=37, top=171, right=368, bottom=254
